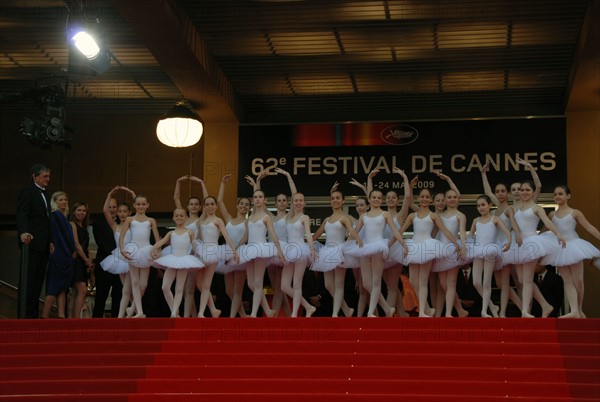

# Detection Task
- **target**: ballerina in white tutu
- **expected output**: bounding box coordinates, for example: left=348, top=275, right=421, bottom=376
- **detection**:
left=431, top=172, right=474, bottom=318
left=513, top=181, right=566, bottom=318
left=541, top=185, right=599, bottom=318
left=99, top=186, right=135, bottom=318
left=119, top=194, right=161, bottom=318
left=152, top=209, right=204, bottom=317
left=217, top=174, right=251, bottom=318
left=346, top=194, right=370, bottom=316
left=237, top=189, right=285, bottom=317
left=280, top=191, right=317, bottom=317
left=246, top=168, right=292, bottom=317
left=194, top=196, right=239, bottom=318
left=480, top=163, right=524, bottom=317
left=173, top=175, right=208, bottom=317
left=349, top=189, right=407, bottom=318
left=469, top=195, right=512, bottom=318
left=399, top=188, right=463, bottom=318
left=312, top=184, right=363, bottom=317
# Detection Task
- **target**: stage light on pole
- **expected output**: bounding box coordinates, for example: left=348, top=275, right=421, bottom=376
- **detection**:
left=156, top=102, right=203, bottom=148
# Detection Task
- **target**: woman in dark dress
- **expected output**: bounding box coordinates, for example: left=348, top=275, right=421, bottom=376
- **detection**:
left=41, top=191, right=76, bottom=318
left=70, top=202, right=94, bottom=318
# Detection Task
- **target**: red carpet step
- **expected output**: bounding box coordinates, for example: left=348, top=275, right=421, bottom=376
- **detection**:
left=1, top=318, right=599, bottom=401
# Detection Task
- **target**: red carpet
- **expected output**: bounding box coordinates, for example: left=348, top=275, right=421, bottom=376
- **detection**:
left=1, top=318, right=599, bottom=401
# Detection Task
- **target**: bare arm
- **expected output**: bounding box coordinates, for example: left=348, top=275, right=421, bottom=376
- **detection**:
left=216, top=219, right=239, bottom=262
left=534, top=206, right=565, bottom=247
left=410, top=176, right=420, bottom=212
left=152, top=231, right=172, bottom=257
left=217, top=174, right=232, bottom=222
left=384, top=211, right=407, bottom=254
left=189, top=176, right=208, bottom=200
left=494, top=217, right=512, bottom=251
left=480, top=163, right=500, bottom=206
left=469, top=218, right=477, bottom=239
left=506, top=208, right=522, bottom=246
left=341, top=216, right=363, bottom=247
left=264, top=215, right=285, bottom=261
left=302, top=215, right=316, bottom=261
left=434, top=170, right=460, bottom=198
left=103, top=187, right=119, bottom=231
left=366, top=169, right=378, bottom=195
left=394, top=168, right=412, bottom=223
left=431, top=213, right=462, bottom=257
left=173, top=175, right=188, bottom=209
left=349, top=178, right=368, bottom=196
left=275, top=167, right=298, bottom=195
left=457, top=212, right=468, bottom=245
left=517, top=158, right=542, bottom=201
left=573, top=209, right=600, bottom=241
left=119, top=217, right=133, bottom=259
left=312, top=219, right=326, bottom=241
left=71, top=222, right=92, bottom=266
left=150, top=218, right=161, bottom=244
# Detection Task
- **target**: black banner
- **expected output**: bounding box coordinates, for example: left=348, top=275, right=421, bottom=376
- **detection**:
left=238, top=118, right=566, bottom=198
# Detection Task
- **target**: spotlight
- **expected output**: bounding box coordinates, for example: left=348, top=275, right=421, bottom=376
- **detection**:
left=71, top=31, right=101, bottom=60
left=68, top=24, right=111, bottom=74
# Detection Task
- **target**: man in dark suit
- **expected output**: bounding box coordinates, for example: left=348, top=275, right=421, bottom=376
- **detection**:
left=91, top=196, right=123, bottom=318
left=455, top=264, right=482, bottom=317
left=16, top=163, right=52, bottom=318
left=532, top=265, right=564, bottom=318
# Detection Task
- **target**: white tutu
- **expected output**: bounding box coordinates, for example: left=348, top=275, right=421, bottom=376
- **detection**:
left=217, top=259, right=247, bottom=274
left=193, top=240, right=229, bottom=264
left=283, top=240, right=311, bottom=263
left=100, top=248, right=129, bottom=274
left=311, top=241, right=344, bottom=272
left=345, top=238, right=388, bottom=259
left=341, top=240, right=361, bottom=268
left=509, top=233, right=561, bottom=264
left=467, top=238, right=503, bottom=271
left=268, top=253, right=286, bottom=267
left=501, top=236, right=519, bottom=265
left=432, top=241, right=472, bottom=272
left=540, top=234, right=599, bottom=266
left=404, top=238, right=442, bottom=265
left=123, top=243, right=153, bottom=268
left=237, top=242, right=279, bottom=264
left=153, top=254, right=204, bottom=270
left=593, top=257, right=600, bottom=270
left=387, top=241, right=407, bottom=267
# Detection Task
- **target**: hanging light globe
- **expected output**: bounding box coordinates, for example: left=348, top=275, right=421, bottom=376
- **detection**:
left=156, top=102, right=203, bottom=147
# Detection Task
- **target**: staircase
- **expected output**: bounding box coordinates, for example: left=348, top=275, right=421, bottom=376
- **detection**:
left=1, top=318, right=599, bottom=401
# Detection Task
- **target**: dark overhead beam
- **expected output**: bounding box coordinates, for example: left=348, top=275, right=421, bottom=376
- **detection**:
left=112, top=0, right=242, bottom=122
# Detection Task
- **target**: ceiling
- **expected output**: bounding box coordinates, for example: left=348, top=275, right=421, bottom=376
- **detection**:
left=0, top=0, right=597, bottom=125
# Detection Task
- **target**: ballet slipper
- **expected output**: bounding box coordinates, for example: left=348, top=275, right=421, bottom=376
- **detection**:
left=418, top=313, right=432, bottom=318
left=386, top=307, right=396, bottom=317
left=305, top=305, right=316, bottom=317
left=580, top=311, right=586, bottom=318
left=490, top=304, right=499, bottom=318
left=132, top=313, right=146, bottom=318
left=126, top=306, right=135, bottom=318
left=345, top=308, right=354, bottom=318
left=522, top=312, right=535, bottom=318
left=211, top=309, right=222, bottom=318
left=559, top=311, right=580, bottom=319
left=542, top=305, right=554, bottom=318
left=481, top=312, right=492, bottom=318
left=457, top=309, right=469, bottom=318
left=367, top=314, right=377, bottom=318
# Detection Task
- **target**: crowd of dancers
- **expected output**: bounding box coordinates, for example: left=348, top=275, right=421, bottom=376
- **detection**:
left=45, top=158, right=600, bottom=319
